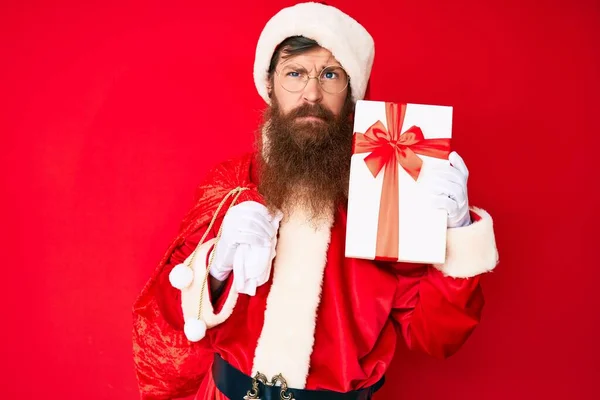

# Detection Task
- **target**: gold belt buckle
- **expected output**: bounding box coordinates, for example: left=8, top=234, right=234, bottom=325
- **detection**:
left=244, top=372, right=295, bottom=400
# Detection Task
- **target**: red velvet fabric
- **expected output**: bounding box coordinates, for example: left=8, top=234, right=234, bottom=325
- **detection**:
left=132, top=152, right=485, bottom=399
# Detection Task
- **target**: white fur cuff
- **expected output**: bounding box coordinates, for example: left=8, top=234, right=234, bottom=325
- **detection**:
left=434, top=207, right=499, bottom=278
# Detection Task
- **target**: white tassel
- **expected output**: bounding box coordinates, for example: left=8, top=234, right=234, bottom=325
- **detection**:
left=169, top=263, right=194, bottom=290
left=184, top=318, right=207, bottom=342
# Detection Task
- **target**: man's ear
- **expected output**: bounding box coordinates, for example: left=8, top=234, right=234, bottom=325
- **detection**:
left=266, top=75, right=276, bottom=99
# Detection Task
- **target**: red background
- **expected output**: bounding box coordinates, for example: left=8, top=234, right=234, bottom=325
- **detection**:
left=2, top=0, right=599, bottom=399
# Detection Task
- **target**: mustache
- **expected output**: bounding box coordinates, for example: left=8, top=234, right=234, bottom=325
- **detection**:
left=286, top=103, right=336, bottom=121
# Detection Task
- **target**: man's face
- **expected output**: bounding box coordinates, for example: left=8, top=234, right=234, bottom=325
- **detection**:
left=269, top=46, right=349, bottom=119
left=257, top=46, right=355, bottom=219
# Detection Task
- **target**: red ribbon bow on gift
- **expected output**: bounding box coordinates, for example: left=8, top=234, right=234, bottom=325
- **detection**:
left=352, top=102, right=451, bottom=261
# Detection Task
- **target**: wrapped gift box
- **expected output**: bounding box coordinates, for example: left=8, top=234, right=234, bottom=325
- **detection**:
left=345, top=100, right=453, bottom=264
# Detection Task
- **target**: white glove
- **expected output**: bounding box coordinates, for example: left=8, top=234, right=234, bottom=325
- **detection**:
left=209, top=201, right=282, bottom=295
left=231, top=243, right=277, bottom=296
left=419, top=151, right=471, bottom=228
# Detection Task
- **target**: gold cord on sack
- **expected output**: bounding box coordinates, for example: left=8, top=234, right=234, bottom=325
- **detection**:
left=183, top=187, right=249, bottom=321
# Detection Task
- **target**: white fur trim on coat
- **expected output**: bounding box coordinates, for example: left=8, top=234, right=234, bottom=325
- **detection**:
left=180, top=238, right=239, bottom=328
left=254, top=2, right=375, bottom=104
left=433, top=207, right=499, bottom=278
left=251, top=207, right=334, bottom=389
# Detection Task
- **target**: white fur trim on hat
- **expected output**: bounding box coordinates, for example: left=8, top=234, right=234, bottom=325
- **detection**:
left=433, top=207, right=500, bottom=278
left=254, top=2, right=375, bottom=104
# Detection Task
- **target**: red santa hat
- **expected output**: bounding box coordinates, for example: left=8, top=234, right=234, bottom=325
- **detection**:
left=253, top=2, right=375, bottom=104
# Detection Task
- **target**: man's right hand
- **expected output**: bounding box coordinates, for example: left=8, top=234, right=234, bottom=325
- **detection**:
left=209, top=201, right=282, bottom=296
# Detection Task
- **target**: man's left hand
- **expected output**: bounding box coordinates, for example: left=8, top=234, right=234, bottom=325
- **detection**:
left=419, top=151, right=471, bottom=228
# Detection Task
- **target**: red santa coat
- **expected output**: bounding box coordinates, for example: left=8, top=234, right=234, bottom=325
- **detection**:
left=132, top=152, right=499, bottom=400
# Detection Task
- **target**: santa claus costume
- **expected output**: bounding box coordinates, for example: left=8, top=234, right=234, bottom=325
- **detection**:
left=132, top=3, right=499, bottom=400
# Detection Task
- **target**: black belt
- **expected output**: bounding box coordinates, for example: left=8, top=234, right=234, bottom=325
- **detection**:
left=212, top=353, right=385, bottom=400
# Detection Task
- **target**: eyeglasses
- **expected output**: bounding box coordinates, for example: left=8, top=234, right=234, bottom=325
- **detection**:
left=275, top=63, right=350, bottom=94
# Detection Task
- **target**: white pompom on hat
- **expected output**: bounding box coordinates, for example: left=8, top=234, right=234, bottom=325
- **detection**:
left=253, top=2, right=375, bottom=104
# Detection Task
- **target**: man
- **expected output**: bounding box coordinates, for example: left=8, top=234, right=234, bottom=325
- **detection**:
left=132, top=2, right=499, bottom=399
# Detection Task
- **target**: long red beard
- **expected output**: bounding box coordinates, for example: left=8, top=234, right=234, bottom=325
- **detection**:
left=255, top=98, right=355, bottom=220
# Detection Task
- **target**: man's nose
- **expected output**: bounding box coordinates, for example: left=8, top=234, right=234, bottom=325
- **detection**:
left=302, top=77, right=323, bottom=103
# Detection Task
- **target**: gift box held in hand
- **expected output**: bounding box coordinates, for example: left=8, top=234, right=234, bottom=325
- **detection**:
left=345, top=100, right=453, bottom=264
